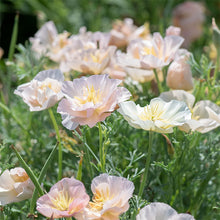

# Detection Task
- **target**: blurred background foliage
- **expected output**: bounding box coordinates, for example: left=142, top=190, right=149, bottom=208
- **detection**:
left=1, top=0, right=220, bottom=57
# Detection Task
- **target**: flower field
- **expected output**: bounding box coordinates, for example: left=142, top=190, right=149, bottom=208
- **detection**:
left=0, top=0, right=219, bottom=219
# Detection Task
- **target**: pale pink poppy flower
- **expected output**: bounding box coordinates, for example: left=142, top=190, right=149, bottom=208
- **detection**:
left=30, top=21, right=58, bottom=56
left=172, top=1, right=205, bottom=48
left=159, top=90, right=220, bottom=133
left=76, top=174, right=134, bottom=220
left=30, top=21, right=74, bottom=71
left=118, top=98, right=191, bottom=133
left=61, top=31, right=112, bottom=73
left=117, top=33, right=183, bottom=81
left=103, top=55, right=127, bottom=80
left=166, top=49, right=193, bottom=91
left=166, top=26, right=181, bottom=36
left=136, top=202, right=195, bottom=220
left=116, top=42, right=155, bottom=83
left=37, top=178, right=89, bottom=218
left=109, top=18, right=137, bottom=48
left=68, top=46, right=116, bottom=75
left=140, top=32, right=184, bottom=69
left=0, top=167, right=34, bottom=205
left=14, top=69, right=64, bottom=111
left=57, top=74, right=131, bottom=130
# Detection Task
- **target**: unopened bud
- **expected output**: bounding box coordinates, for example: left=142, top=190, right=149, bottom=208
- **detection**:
left=212, top=18, right=220, bottom=51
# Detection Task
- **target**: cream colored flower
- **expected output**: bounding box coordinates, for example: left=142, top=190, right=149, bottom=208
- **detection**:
left=76, top=174, right=134, bottom=220
left=159, top=90, right=220, bottom=133
left=118, top=98, right=191, bottom=133
left=136, top=202, right=195, bottom=220
left=0, top=167, right=34, bottom=205
left=166, top=49, right=194, bottom=91
left=117, top=32, right=183, bottom=82
left=57, top=74, right=131, bottom=130
left=116, top=42, right=154, bottom=83
left=172, top=1, right=205, bottom=48
left=140, top=33, right=184, bottom=69
left=68, top=46, right=116, bottom=75
left=30, top=21, right=58, bottom=55
left=14, top=69, right=64, bottom=111
left=30, top=21, right=74, bottom=72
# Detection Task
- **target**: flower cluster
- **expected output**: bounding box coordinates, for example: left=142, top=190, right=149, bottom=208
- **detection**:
left=3, top=3, right=219, bottom=220
left=36, top=174, right=134, bottom=219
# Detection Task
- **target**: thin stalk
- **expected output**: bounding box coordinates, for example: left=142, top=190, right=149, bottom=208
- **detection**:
left=138, top=131, right=153, bottom=198
left=98, top=122, right=105, bottom=172
left=48, top=108, right=62, bottom=180
left=29, top=143, right=58, bottom=214
left=153, top=69, right=163, bottom=94
left=11, top=145, right=44, bottom=196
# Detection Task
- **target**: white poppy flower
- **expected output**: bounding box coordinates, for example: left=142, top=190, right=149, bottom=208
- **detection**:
left=0, top=167, right=34, bottom=205
left=118, top=98, right=191, bottom=133
left=14, top=69, right=64, bottom=111
left=136, top=202, right=195, bottom=220
left=159, top=90, right=220, bottom=133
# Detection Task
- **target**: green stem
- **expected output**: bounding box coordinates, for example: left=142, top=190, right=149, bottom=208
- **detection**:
left=153, top=69, right=163, bottom=94
left=138, top=131, right=153, bottom=198
left=11, top=145, right=44, bottom=196
left=98, top=122, right=105, bottom=172
left=29, top=143, right=58, bottom=214
left=48, top=108, right=62, bottom=180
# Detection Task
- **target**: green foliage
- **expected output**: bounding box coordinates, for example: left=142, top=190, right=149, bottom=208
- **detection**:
left=0, top=1, right=220, bottom=220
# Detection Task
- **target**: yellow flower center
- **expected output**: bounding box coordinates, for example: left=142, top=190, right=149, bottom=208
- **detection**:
left=74, top=85, right=101, bottom=105
left=51, top=190, right=74, bottom=211
left=39, top=79, right=61, bottom=93
left=138, top=103, right=173, bottom=129
left=89, top=187, right=110, bottom=211
left=58, top=33, right=69, bottom=48
left=143, top=46, right=156, bottom=56
left=139, top=23, right=150, bottom=39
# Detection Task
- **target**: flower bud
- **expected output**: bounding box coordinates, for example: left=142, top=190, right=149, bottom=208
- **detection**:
left=166, top=53, right=193, bottom=91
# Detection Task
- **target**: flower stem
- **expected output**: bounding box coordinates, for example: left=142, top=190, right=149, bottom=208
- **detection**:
left=98, top=122, right=105, bottom=172
left=153, top=69, right=163, bottom=94
left=48, top=108, right=62, bottom=180
left=138, top=130, right=153, bottom=198
left=11, top=145, right=44, bottom=196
